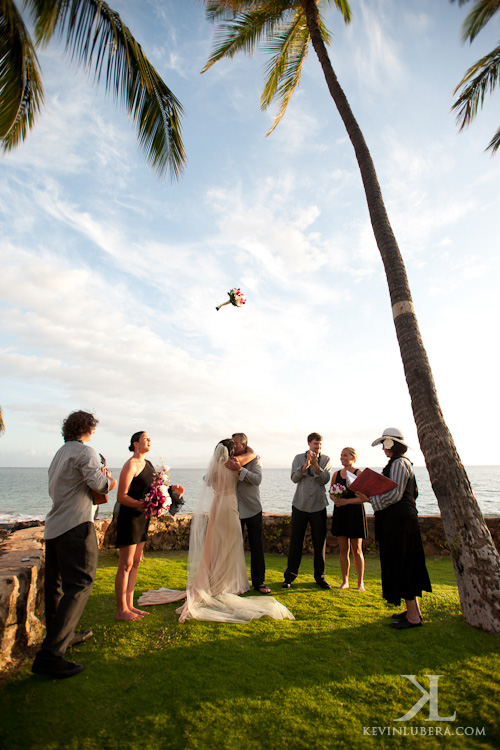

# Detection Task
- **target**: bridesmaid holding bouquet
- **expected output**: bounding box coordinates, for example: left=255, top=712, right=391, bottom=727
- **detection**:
left=114, top=431, right=154, bottom=621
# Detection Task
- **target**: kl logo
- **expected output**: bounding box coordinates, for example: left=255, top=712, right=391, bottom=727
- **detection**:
left=397, top=675, right=457, bottom=722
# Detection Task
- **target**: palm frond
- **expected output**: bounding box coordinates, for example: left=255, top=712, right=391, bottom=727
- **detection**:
left=205, top=1, right=297, bottom=22
left=459, top=0, right=500, bottom=43
left=0, top=0, right=44, bottom=149
left=486, top=123, right=500, bottom=151
left=325, top=0, right=352, bottom=24
left=24, top=0, right=185, bottom=179
left=261, top=11, right=310, bottom=134
left=203, top=0, right=352, bottom=135
left=202, top=6, right=290, bottom=72
left=452, top=45, right=500, bottom=121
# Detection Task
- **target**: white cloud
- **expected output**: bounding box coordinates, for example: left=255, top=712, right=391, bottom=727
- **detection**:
left=346, top=0, right=405, bottom=92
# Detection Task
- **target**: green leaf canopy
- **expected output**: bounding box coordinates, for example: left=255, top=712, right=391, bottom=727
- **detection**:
left=0, top=0, right=185, bottom=179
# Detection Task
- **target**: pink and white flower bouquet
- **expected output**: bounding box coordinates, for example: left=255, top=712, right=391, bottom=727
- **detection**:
left=216, top=287, right=246, bottom=311
left=143, top=465, right=172, bottom=518
left=329, top=483, right=350, bottom=500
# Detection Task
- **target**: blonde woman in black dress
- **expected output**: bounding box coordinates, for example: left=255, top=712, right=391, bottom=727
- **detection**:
left=114, top=431, right=154, bottom=621
left=330, top=447, right=367, bottom=591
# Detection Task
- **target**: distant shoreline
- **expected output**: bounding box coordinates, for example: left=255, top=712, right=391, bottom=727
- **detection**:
left=2, top=466, right=499, bottom=523
left=1, top=464, right=500, bottom=469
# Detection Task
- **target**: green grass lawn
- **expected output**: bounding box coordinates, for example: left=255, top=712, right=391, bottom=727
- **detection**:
left=1, top=552, right=499, bottom=750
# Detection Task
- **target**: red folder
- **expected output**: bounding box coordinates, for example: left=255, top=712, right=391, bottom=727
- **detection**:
left=348, top=468, right=397, bottom=497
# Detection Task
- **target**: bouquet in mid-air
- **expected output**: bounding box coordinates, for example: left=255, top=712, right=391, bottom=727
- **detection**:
left=216, top=287, right=246, bottom=311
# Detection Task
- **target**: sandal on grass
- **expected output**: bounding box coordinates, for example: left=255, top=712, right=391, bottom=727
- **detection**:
left=256, top=585, right=272, bottom=594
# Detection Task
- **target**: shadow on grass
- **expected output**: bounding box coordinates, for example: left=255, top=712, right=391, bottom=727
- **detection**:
left=2, top=553, right=499, bottom=750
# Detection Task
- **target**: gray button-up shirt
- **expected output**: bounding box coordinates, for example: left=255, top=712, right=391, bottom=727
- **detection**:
left=45, top=441, right=110, bottom=540
left=291, top=452, right=331, bottom=513
left=236, top=456, right=263, bottom=520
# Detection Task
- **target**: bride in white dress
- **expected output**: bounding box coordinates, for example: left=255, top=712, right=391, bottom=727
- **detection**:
left=138, top=439, right=294, bottom=623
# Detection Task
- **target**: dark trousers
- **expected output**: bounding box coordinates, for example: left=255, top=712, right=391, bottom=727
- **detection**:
left=40, top=522, right=98, bottom=659
left=240, top=511, right=265, bottom=590
left=284, top=507, right=327, bottom=583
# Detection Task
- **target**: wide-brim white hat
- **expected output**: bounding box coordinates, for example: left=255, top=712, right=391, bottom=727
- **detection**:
left=371, top=427, right=410, bottom=450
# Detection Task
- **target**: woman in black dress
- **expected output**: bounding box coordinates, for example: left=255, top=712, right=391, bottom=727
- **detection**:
left=335, top=428, right=431, bottom=629
left=114, top=431, right=154, bottom=621
left=330, top=447, right=367, bottom=591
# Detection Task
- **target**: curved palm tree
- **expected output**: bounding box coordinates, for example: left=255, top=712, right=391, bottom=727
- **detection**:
left=203, top=0, right=500, bottom=632
left=451, top=0, right=500, bottom=154
left=0, top=0, right=185, bottom=179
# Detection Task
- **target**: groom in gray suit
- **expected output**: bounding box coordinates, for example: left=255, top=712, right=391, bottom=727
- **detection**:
left=226, top=432, right=271, bottom=594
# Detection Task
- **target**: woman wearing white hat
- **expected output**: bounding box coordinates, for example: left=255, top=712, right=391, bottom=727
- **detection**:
left=335, top=428, right=431, bottom=629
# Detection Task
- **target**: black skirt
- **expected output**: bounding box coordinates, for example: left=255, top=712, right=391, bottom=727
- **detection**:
left=376, top=506, right=432, bottom=606
left=331, top=504, right=367, bottom=539
left=115, top=505, right=150, bottom=547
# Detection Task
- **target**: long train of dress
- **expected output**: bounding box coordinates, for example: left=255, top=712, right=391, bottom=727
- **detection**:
left=138, top=452, right=294, bottom=624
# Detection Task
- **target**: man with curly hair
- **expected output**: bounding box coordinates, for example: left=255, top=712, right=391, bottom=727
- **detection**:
left=32, top=411, right=116, bottom=679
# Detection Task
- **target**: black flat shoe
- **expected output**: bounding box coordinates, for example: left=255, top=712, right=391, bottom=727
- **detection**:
left=392, top=611, right=408, bottom=620
left=390, top=619, right=422, bottom=630
left=68, top=628, right=93, bottom=647
left=391, top=612, right=423, bottom=622
left=282, top=582, right=291, bottom=589
left=32, top=656, right=85, bottom=679
left=316, top=580, right=332, bottom=590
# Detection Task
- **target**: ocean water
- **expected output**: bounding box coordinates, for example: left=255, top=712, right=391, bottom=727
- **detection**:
left=0, top=466, right=499, bottom=524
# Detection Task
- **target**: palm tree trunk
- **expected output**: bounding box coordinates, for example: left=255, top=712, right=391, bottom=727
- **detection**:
left=302, top=0, right=500, bottom=631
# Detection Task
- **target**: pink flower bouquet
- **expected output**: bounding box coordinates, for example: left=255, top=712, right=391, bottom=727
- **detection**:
left=329, top=483, right=350, bottom=500
left=143, top=465, right=172, bottom=518
left=216, top=287, right=246, bottom=311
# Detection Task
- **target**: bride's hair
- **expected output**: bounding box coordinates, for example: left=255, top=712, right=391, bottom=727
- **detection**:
left=217, top=439, right=235, bottom=459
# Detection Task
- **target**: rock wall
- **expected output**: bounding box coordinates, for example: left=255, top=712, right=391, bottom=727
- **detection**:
left=0, top=523, right=44, bottom=670
left=99, top=513, right=500, bottom=558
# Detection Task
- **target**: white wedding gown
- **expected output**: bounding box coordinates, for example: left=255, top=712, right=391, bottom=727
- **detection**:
left=138, top=445, right=294, bottom=624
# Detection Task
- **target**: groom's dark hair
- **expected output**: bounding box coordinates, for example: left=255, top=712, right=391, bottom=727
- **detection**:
left=232, top=432, right=248, bottom=446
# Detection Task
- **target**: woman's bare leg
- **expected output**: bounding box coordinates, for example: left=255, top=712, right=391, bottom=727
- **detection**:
left=351, top=538, right=366, bottom=591
left=115, top=545, right=143, bottom=621
left=338, top=536, right=350, bottom=588
left=126, top=542, right=149, bottom=615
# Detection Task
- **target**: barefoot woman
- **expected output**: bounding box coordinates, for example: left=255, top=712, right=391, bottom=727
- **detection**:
left=114, top=431, right=154, bottom=621
left=330, top=447, right=367, bottom=591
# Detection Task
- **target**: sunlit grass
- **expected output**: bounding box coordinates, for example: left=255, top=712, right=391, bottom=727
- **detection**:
left=2, top=553, right=499, bottom=750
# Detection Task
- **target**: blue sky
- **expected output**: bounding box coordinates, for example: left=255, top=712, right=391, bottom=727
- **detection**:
left=1, top=0, right=499, bottom=469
